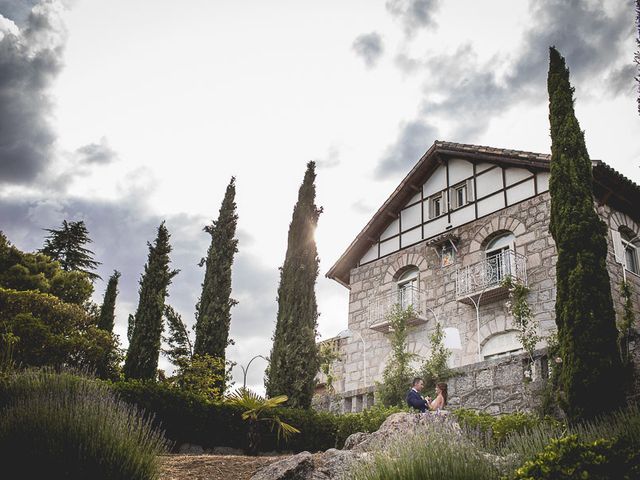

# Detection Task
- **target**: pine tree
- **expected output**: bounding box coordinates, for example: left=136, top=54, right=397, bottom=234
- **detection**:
left=163, top=305, right=193, bottom=366
left=41, top=220, right=101, bottom=280
left=193, top=177, right=239, bottom=364
left=98, top=270, right=121, bottom=332
left=124, top=222, right=178, bottom=380
left=265, top=162, right=322, bottom=408
left=547, top=47, right=624, bottom=422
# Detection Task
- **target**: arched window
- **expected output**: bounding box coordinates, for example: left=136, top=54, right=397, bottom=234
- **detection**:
left=396, top=267, right=419, bottom=310
left=485, top=232, right=515, bottom=285
left=481, top=330, right=522, bottom=360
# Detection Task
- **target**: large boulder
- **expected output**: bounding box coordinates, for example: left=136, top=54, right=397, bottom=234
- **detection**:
left=251, top=451, right=314, bottom=480
left=344, top=411, right=460, bottom=453
left=250, top=412, right=460, bottom=480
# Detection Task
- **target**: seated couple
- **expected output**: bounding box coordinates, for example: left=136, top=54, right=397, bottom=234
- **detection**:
left=406, top=377, right=447, bottom=413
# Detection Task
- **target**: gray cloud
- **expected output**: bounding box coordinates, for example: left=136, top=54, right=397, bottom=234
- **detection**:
left=606, top=63, right=637, bottom=96
left=74, top=137, right=118, bottom=165
left=0, top=0, right=41, bottom=26
left=352, top=32, right=384, bottom=68
left=386, top=0, right=440, bottom=36
left=351, top=199, right=374, bottom=215
left=0, top=1, right=67, bottom=186
left=375, top=119, right=438, bottom=177
left=377, top=0, right=633, bottom=172
left=316, top=145, right=341, bottom=169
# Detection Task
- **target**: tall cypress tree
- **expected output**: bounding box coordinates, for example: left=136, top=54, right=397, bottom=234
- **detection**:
left=41, top=220, right=101, bottom=280
left=124, top=222, right=178, bottom=380
left=193, top=177, right=239, bottom=364
left=265, top=162, right=322, bottom=408
left=98, top=270, right=121, bottom=332
left=548, top=47, right=623, bottom=421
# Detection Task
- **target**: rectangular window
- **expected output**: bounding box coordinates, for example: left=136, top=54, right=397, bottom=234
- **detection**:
left=450, top=182, right=467, bottom=209
left=456, top=185, right=466, bottom=207
left=429, top=194, right=442, bottom=219
left=625, top=243, right=639, bottom=274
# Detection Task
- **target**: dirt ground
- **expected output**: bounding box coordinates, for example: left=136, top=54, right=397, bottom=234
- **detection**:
left=159, top=454, right=288, bottom=480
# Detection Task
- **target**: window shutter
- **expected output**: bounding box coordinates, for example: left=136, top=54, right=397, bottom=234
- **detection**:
left=442, top=189, right=449, bottom=213
left=428, top=197, right=433, bottom=219
left=612, top=229, right=624, bottom=264
left=449, top=187, right=456, bottom=209
left=466, top=178, right=475, bottom=202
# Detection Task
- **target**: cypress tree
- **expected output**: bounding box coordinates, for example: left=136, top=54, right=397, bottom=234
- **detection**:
left=98, top=270, right=121, bottom=332
left=265, top=162, right=322, bottom=408
left=124, top=222, right=178, bottom=380
left=193, top=177, right=239, bottom=363
left=41, top=220, right=101, bottom=280
left=547, top=47, right=624, bottom=421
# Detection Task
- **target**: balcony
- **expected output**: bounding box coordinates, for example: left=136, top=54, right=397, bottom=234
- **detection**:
left=456, top=250, right=527, bottom=305
left=368, top=286, right=429, bottom=333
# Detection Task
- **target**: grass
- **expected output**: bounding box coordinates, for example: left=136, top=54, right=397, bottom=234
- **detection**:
left=0, top=369, right=169, bottom=480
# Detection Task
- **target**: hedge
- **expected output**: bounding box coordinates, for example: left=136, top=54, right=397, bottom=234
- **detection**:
left=109, top=381, right=400, bottom=453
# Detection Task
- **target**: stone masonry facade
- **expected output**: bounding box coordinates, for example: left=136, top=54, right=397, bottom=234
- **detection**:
left=318, top=192, right=640, bottom=414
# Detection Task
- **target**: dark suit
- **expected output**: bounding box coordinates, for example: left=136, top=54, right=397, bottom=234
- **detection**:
left=406, top=388, right=428, bottom=413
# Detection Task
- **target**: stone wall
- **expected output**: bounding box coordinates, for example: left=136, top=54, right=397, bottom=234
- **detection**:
left=446, top=349, right=548, bottom=414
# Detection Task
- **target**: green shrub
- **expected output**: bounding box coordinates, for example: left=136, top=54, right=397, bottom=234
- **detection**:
left=109, top=380, right=402, bottom=452
left=453, top=408, right=549, bottom=448
left=510, top=434, right=639, bottom=480
left=0, top=370, right=168, bottom=480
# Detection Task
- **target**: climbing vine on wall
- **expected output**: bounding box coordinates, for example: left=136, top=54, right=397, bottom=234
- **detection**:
left=502, top=276, right=540, bottom=365
left=618, top=280, right=636, bottom=366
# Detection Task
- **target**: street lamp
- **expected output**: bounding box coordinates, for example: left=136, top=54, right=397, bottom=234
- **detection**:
left=240, top=354, right=268, bottom=390
left=338, top=328, right=367, bottom=388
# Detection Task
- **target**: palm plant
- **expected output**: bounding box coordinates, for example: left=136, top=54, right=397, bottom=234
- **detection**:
left=226, top=388, right=300, bottom=455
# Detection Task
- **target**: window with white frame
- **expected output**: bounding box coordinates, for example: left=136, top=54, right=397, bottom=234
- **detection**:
left=485, top=232, right=515, bottom=285
left=397, top=267, right=419, bottom=310
left=451, top=183, right=466, bottom=209
left=613, top=228, right=640, bottom=276
left=622, top=232, right=639, bottom=275
left=429, top=194, right=443, bottom=219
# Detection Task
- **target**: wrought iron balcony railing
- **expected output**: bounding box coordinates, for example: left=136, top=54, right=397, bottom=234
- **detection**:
left=456, top=250, right=527, bottom=304
left=368, top=286, right=428, bottom=333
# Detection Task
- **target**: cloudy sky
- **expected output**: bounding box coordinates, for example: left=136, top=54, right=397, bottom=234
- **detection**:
left=1, top=0, right=638, bottom=394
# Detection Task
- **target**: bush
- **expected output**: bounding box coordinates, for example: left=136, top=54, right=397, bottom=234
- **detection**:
left=109, top=380, right=402, bottom=452
left=453, top=408, right=552, bottom=448
left=510, top=434, right=639, bottom=480
left=0, top=370, right=168, bottom=480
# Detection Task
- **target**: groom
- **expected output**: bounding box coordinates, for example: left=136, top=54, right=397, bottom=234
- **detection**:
left=406, top=377, right=429, bottom=413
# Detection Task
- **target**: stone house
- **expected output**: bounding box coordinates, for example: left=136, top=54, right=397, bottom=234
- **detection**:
left=318, top=141, right=640, bottom=414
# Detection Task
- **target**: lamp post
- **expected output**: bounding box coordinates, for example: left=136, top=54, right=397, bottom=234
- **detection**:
left=240, top=354, right=268, bottom=390
left=338, top=329, right=367, bottom=388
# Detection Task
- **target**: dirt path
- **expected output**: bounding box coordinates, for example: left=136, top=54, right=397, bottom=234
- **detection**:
left=160, top=454, right=288, bottom=480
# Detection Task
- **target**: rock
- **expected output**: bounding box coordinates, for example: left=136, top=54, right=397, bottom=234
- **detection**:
left=310, top=448, right=362, bottom=480
left=343, top=432, right=369, bottom=450
left=211, top=446, right=245, bottom=455
left=348, top=411, right=461, bottom=453
left=251, top=412, right=461, bottom=479
left=177, top=443, right=204, bottom=454
left=251, top=451, right=314, bottom=480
